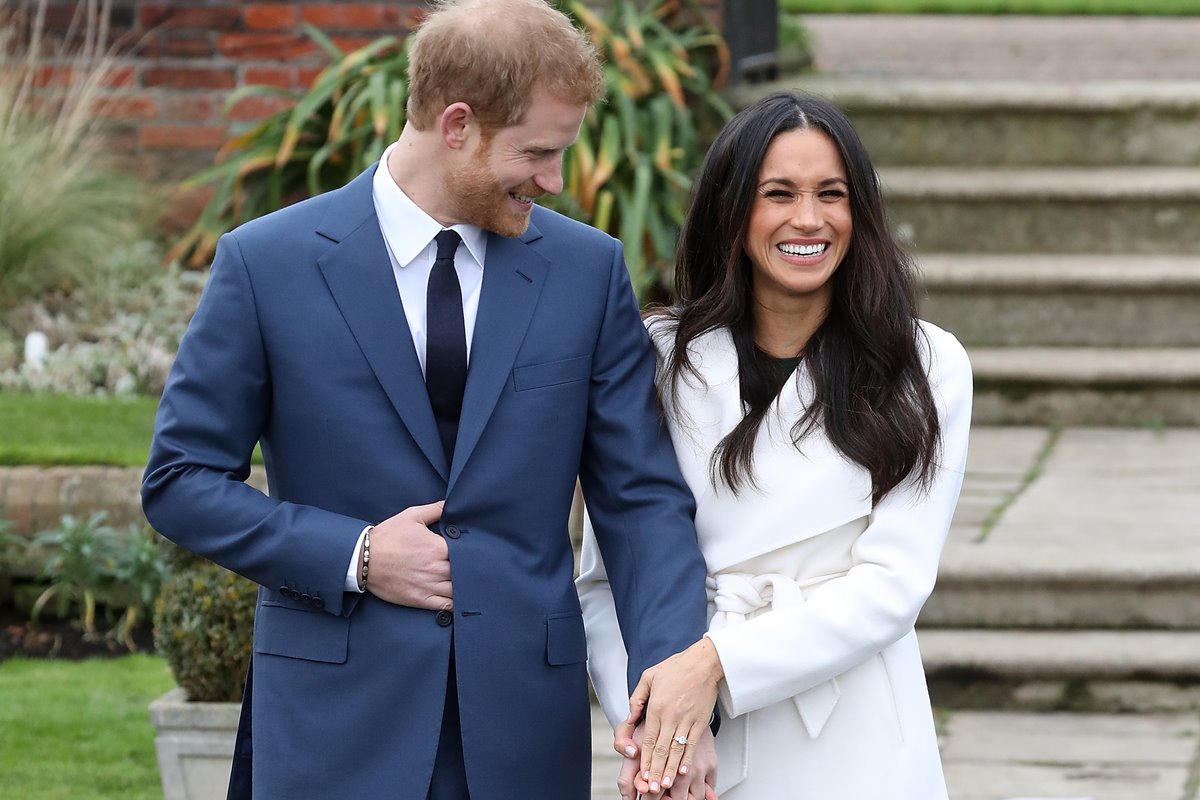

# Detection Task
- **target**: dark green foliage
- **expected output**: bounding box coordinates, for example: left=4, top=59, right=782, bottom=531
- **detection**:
left=172, top=2, right=732, bottom=301
left=154, top=559, right=258, bottom=703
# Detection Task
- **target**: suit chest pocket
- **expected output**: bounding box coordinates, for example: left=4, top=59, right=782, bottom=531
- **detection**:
left=513, top=355, right=591, bottom=391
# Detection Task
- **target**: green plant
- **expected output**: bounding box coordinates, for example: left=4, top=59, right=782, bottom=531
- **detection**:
left=29, top=510, right=119, bottom=638
left=154, top=558, right=258, bottom=702
left=108, top=527, right=171, bottom=650
left=169, top=26, right=412, bottom=266
left=172, top=1, right=731, bottom=300
left=557, top=0, right=732, bottom=297
left=0, top=0, right=152, bottom=309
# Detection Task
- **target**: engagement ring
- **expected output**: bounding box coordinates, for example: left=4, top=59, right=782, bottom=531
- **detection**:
left=673, top=735, right=690, bottom=746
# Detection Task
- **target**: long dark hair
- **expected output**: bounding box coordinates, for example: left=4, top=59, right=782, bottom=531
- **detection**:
left=655, top=91, right=940, bottom=504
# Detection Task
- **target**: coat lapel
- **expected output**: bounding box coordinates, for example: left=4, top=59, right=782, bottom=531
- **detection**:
left=315, top=167, right=449, bottom=480
left=449, top=225, right=549, bottom=489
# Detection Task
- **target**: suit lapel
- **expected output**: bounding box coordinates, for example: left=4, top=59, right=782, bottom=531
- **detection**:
left=316, top=167, right=449, bottom=480
left=449, top=226, right=549, bottom=489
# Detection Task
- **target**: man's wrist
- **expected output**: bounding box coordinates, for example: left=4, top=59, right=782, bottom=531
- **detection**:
left=358, top=525, right=373, bottom=591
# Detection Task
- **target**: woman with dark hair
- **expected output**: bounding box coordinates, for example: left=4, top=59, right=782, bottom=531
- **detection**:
left=578, top=91, right=972, bottom=799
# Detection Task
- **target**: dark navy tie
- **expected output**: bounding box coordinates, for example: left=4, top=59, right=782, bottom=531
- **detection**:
left=426, top=229, right=466, bottom=463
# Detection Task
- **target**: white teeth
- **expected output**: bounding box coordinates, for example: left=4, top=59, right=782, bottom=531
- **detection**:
left=778, top=242, right=826, bottom=257
left=511, top=194, right=534, bottom=203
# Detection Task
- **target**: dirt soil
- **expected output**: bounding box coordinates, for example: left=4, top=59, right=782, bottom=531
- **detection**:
left=0, top=604, right=155, bottom=662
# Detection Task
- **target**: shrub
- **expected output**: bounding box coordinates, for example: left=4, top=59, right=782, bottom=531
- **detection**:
left=171, top=0, right=731, bottom=300
left=0, top=243, right=206, bottom=396
left=154, top=559, right=257, bottom=703
left=0, top=0, right=153, bottom=310
left=26, top=510, right=168, bottom=648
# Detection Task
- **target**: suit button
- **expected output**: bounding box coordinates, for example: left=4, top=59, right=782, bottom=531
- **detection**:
left=445, top=524, right=460, bottom=539
left=300, top=593, right=312, bottom=605
left=435, top=610, right=453, bottom=627
left=278, top=585, right=289, bottom=597
left=312, top=597, right=325, bottom=610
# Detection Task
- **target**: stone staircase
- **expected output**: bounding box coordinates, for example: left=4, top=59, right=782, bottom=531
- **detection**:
left=732, top=58, right=1200, bottom=713
left=734, top=76, right=1200, bottom=427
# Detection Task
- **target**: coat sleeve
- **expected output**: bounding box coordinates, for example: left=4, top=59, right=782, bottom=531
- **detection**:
left=575, top=247, right=708, bottom=692
left=705, top=327, right=973, bottom=718
left=141, top=232, right=367, bottom=616
left=576, top=511, right=635, bottom=729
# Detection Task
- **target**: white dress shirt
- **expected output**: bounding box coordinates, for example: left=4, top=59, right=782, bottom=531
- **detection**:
left=343, top=145, right=488, bottom=591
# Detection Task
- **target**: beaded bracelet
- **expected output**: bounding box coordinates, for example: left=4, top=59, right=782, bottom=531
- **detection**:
left=360, top=526, right=372, bottom=590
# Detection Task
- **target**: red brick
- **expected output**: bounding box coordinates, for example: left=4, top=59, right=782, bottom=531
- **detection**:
left=92, top=94, right=158, bottom=120
left=140, top=4, right=241, bottom=30
left=227, top=94, right=296, bottom=121
left=331, top=36, right=378, bottom=54
left=244, top=67, right=294, bottom=89
left=218, top=32, right=316, bottom=60
left=301, top=4, right=395, bottom=30
left=244, top=4, right=296, bottom=30
left=32, top=65, right=78, bottom=88
left=101, top=64, right=136, bottom=89
left=144, top=30, right=217, bottom=58
left=297, top=66, right=326, bottom=89
left=160, top=94, right=219, bottom=123
left=140, top=124, right=228, bottom=150
left=143, top=66, right=236, bottom=90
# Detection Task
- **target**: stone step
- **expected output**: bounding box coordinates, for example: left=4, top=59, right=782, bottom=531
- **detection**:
left=922, top=567, right=1200, bottom=631
left=920, top=629, right=1200, bottom=712
left=882, top=167, right=1200, bottom=254
left=919, top=254, right=1200, bottom=347
left=968, top=346, right=1200, bottom=426
left=733, top=78, right=1200, bottom=167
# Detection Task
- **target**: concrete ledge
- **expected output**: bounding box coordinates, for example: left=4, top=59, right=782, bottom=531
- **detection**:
left=920, top=629, right=1200, bottom=681
left=884, top=166, right=1200, bottom=200
left=920, top=254, right=1200, bottom=291
left=970, top=347, right=1200, bottom=385
left=736, top=77, right=1200, bottom=111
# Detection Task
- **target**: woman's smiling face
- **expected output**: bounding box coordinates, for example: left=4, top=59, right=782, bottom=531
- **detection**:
left=743, top=127, right=853, bottom=315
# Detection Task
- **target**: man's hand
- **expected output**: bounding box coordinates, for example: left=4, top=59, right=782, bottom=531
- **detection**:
left=615, top=639, right=723, bottom=795
left=362, top=501, right=452, bottom=609
left=617, top=723, right=718, bottom=800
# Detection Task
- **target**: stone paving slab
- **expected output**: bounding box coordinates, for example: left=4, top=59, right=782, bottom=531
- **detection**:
left=590, top=706, right=1200, bottom=800
left=983, top=429, right=1200, bottom=576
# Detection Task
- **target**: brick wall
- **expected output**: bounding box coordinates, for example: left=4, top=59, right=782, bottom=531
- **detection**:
left=18, top=2, right=421, bottom=189
left=16, top=0, right=726, bottom=225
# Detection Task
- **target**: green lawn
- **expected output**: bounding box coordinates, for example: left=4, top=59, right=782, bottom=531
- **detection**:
left=0, top=655, right=175, bottom=799
left=0, top=392, right=262, bottom=467
left=784, top=0, right=1200, bottom=13
left=0, top=393, right=159, bottom=466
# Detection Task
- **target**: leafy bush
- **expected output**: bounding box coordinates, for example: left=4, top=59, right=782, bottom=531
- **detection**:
left=0, top=0, right=153, bottom=309
left=154, top=559, right=257, bottom=703
left=172, top=0, right=731, bottom=300
left=26, top=510, right=169, bottom=649
left=0, top=242, right=206, bottom=396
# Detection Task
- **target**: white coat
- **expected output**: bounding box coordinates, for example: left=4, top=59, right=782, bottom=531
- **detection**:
left=578, top=318, right=973, bottom=799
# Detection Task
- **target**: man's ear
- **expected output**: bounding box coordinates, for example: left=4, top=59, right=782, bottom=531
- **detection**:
left=440, top=102, right=476, bottom=151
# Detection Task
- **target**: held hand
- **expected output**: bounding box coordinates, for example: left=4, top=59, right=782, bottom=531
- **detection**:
left=617, top=724, right=718, bottom=800
left=615, top=639, right=723, bottom=795
left=362, top=501, right=452, bottom=610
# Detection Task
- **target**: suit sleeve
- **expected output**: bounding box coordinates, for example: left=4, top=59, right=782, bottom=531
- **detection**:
left=576, top=240, right=708, bottom=690
left=141, top=232, right=367, bottom=616
left=705, top=328, right=973, bottom=718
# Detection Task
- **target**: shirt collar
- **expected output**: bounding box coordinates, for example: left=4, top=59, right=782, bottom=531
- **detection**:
left=372, top=143, right=488, bottom=268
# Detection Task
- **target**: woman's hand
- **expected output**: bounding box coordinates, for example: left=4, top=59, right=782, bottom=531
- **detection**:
left=616, top=723, right=719, bottom=800
left=614, top=638, right=724, bottom=794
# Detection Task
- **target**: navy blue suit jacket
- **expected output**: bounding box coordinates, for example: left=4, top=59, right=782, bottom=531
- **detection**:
left=142, top=165, right=709, bottom=799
